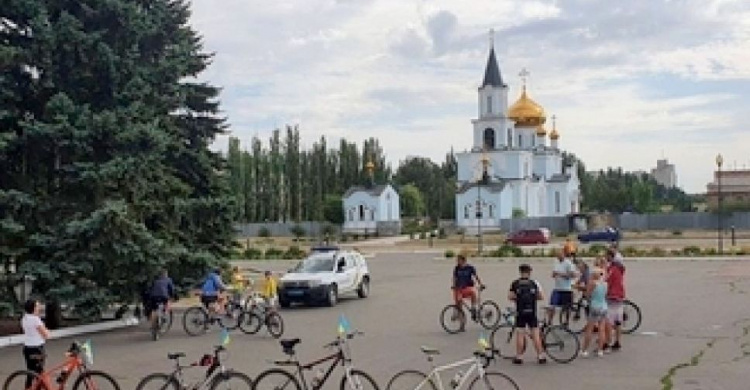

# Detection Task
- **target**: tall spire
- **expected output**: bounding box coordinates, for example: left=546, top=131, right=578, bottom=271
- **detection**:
left=481, top=29, right=504, bottom=88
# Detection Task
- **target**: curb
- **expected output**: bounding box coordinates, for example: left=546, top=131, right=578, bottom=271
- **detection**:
left=0, top=317, right=140, bottom=349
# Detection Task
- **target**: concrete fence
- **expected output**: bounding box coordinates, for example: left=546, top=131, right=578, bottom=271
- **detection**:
left=235, top=222, right=340, bottom=238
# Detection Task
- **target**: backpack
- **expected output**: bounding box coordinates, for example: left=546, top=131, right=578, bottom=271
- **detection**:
left=515, top=279, right=538, bottom=315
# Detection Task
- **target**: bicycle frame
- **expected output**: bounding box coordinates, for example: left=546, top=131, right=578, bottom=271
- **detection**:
left=28, top=348, right=87, bottom=390
left=275, top=347, right=346, bottom=390
left=416, top=356, right=487, bottom=390
left=169, top=349, right=228, bottom=390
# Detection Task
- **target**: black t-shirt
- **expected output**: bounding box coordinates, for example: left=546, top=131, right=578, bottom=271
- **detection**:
left=510, top=277, right=540, bottom=315
left=453, top=264, right=476, bottom=288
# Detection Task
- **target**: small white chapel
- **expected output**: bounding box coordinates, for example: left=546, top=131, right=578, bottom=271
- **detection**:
left=455, top=40, right=580, bottom=233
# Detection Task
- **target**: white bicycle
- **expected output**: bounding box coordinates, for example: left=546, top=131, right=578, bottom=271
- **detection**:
left=386, top=346, right=520, bottom=390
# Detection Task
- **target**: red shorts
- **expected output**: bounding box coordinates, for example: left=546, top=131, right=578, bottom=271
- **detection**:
left=453, top=287, right=477, bottom=301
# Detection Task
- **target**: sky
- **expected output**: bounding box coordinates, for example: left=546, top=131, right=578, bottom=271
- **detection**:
left=188, top=0, right=750, bottom=194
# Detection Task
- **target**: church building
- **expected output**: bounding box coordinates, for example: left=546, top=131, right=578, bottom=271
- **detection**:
left=455, top=44, right=580, bottom=233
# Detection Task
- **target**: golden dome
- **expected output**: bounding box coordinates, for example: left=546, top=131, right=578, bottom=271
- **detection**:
left=508, top=86, right=546, bottom=127
left=536, top=125, right=547, bottom=136
left=550, top=128, right=559, bottom=140
left=365, top=161, right=375, bottom=171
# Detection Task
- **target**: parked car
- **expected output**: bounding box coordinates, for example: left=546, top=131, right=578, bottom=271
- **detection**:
left=505, top=228, right=551, bottom=245
left=577, top=226, right=621, bottom=243
left=277, top=249, right=370, bottom=308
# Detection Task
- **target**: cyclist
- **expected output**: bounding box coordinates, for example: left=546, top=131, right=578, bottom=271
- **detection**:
left=451, top=254, right=484, bottom=327
left=21, top=299, right=50, bottom=387
left=508, top=264, right=546, bottom=365
left=201, top=267, right=228, bottom=316
left=546, top=252, right=577, bottom=325
left=148, top=269, right=176, bottom=326
left=230, top=266, right=248, bottom=303
left=261, top=270, right=279, bottom=311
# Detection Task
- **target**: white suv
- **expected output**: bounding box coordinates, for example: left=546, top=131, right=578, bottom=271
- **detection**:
left=278, top=248, right=370, bottom=307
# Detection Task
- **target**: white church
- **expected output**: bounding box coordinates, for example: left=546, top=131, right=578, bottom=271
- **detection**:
left=455, top=45, right=580, bottom=233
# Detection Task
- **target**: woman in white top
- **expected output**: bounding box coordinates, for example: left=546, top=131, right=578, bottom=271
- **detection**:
left=22, top=299, right=50, bottom=386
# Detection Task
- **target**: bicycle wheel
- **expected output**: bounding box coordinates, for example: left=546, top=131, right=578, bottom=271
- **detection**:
left=622, top=300, right=642, bottom=334
left=560, top=301, right=587, bottom=334
left=183, top=306, right=209, bottom=336
left=135, top=373, right=179, bottom=390
left=253, top=369, right=301, bottom=390
left=266, top=312, right=284, bottom=338
left=218, top=303, right=243, bottom=330
left=543, top=325, right=580, bottom=364
left=238, top=311, right=263, bottom=334
left=478, top=300, right=501, bottom=330
left=340, top=369, right=379, bottom=390
left=210, top=370, right=253, bottom=390
left=468, top=372, right=520, bottom=390
left=386, top=370, right=436, bottom=390
left=160, top=310, right=174, bottom=334
left=440, top=304, right=466, bottom=334
left=3, top=370, right=45, bottom=390
left=490, top=325, right=517, bottom=359
left=72, top=371, right=121, bottom=390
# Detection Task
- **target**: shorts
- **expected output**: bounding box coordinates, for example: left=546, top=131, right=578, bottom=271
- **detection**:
left=550, top=290, right=573, bottom=307
left=148, top=296, right=169, bottom=312
left=515, top=312, right=539, bottom=329
left=453, top=286, right=477, bottom=301
left=201, top=295, right=219, bottom=307
left=587, top=307, right=607, bottom=322
left=606, top=301, right=623, bottom=325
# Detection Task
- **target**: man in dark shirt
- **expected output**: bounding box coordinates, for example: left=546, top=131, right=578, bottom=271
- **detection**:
left=452, top=254, right=484, bottom=324
left=508, top=264, right=546, bottom=365
left=148, top=269, right=176, bottom=324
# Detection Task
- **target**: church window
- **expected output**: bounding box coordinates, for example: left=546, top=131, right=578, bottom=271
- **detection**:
left=488, top=204, right=494, bottom=218
left=532, top=136, right=535, bottom=147
left=487, top=96, right=492, bottom=114
left=370, top=209, right=375, bottom=221
left=518, top=134, right=522, bottom=148
left=507, top=129, right=513, bottom=147
left=464, top=205, right=470, bottom=219
left=555, top=192, right=561, bottom=213
left=483, top=128, right=495, bottom=150
left=359, top=205, right=365, bottom=220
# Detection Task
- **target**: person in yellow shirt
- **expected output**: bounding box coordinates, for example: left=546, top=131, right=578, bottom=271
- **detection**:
left=261, top=271, right=279, bottom=311
left=230, top=266, right=247, bottom=303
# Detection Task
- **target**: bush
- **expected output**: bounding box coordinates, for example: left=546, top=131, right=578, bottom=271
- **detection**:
left=284, top=246, right=306, bottom=259
left=672, top=230, right=683, bottom=236
left=340, top=234, right=349, bottom=242
left=444, top=249, right=456, bottom=258
left=587, top=244, right=607, bottom=256
left=703, top=247, right=717, bottom=256
left=555, top=232, right=568, bottom=238
left=491, top=244, right=524, bottom=258
left=321, top=224, right=337, bottom=237
left=0, top=302, right=14, bottom=318
left=290, top=225, right=306, bottom=241
left=258, top=226, right=271, bottom=238
left=409, top=232, right=415, bottom=239
left=244, top=247, right=263, bottom=260
left=438, top=227, right=447, bottom=239
left=419, top=231, right=427, bottom=239
left=621, top=246, right=639, bottom=257
left=649, top=247, right=667, bottom=257
left=682, top=246, right=702, bottom=256
left=264, top=247, right=284, bottom=259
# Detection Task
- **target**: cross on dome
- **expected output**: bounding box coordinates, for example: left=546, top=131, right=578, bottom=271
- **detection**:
left=519, top=68, right=530, bottom=89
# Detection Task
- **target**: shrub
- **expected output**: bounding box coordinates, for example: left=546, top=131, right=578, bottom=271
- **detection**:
left=588, top=244, right=607, bottom=256
left=670, top=249, right=682, bottom=256
left=353, top=234, right=359, bottom=241
left=703, top=247, right=717, bottom=256
left=555, top=232, right=568, bottom=238
left=672, top=230, right=683, bottom=236
left=258, top=226, right=271, bottom=238
left=649, top=247, right=667, bottom=257
left=243, top=247, right=263, bottom=260
left=444, top=249, right=456, bottom=258
left=419, top=231, right=427, bottom=239
left=491, top=244, right=524, bottom=258
left=0, top=302, right=14, bottom=318
left=284, top=246, right=306, bottom=259
left=264, top=247, right=284, bottom=259
left=621, top=246, right=639, bottom=257
left=409, top=232, right=415, bottom=239
left=340, top=234, right=349, bottom=242
left=290, top=225, right=306, bottom=241
left=682, top=246, right=701, bottom=256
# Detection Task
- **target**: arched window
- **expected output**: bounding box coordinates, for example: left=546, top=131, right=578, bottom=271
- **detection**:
left=487, top=96, right=492, bottom=114
left=518, top=134, right=522, bottom=148
left=359, top=205, right=365, bottom=220
left=483, top=128, right=496, bottom=150
left=507, top=129, right=513, bottom=147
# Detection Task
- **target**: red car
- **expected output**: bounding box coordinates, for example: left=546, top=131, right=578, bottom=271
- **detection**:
left=505, top=229, right=550, bottom=245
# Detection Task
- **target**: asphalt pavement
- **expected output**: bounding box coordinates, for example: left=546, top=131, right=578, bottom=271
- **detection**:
left=2, top=254, right=750, bottom=390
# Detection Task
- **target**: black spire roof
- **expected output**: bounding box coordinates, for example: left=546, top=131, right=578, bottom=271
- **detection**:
left=481, top=47, right=504, bottom=88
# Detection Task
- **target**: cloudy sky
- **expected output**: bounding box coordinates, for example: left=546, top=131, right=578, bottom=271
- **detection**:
left=189, top=0, right=750, bottom=193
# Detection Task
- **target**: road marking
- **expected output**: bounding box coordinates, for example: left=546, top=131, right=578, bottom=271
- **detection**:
left=640, top=331, right=659, bottom=336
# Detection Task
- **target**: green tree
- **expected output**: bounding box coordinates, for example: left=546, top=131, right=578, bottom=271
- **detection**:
left=399, top=184, right=426, bottom=218
left=322, top=195, right=344, bottom=224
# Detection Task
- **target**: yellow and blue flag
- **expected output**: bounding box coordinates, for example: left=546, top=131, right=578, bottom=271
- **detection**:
left=220, top=327, right=231, bottom=346
left=81, top=339, right=94, bottom=365
left=478, top=332, right=490, bottom=349
left=338, top=314, right=351, bottom=335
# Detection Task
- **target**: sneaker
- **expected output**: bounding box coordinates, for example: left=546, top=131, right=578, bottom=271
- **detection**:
left=611, top=342, right=621, bottom=351
left=581, top=351, right=589, bottom=358
left=538, top=357, right=547, bottom=365
left=597, top=351, right=604, bottom=358
left=512, top=358, right=523, bottom=365
left=602, top=344, right=612, bottom=354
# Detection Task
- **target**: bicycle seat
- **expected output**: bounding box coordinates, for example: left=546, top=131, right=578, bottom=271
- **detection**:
left=280, top=338, right=301, bottom=349
left=420, top=346, right=440, bottom=355
left=168, top=352, right=186, bottom=360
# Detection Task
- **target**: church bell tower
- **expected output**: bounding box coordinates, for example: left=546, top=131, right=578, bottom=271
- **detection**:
left=472, top=30, right=510, bottom=151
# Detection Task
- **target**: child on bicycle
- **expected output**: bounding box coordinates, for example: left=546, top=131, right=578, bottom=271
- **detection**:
left=21, top=299, right=50, bottom=387
left=201, top=268, right=228, bottom=316
left=580, top=267, right=608, bottom=357
left=148, top=269, right=176, bottom=326
left=508, top=264, right=547, bottom=365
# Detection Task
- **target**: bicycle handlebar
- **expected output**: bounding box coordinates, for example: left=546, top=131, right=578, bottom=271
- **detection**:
left=323, top=331, right=364, bottom=348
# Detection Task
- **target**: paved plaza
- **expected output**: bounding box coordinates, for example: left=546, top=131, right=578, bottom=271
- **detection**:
left=3, top=254, right=750, bottom=390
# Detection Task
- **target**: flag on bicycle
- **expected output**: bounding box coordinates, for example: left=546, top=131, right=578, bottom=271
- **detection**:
left=338, top=314, right=351, bottom=335
left=220, top=327, right=231, bottom=346
left=81, top=339, right=94, bottom=365
left=478, top=332, right=489, bottom=349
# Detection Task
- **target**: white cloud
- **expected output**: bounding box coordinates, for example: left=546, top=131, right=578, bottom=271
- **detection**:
left=189, top=0, right=750, bottom=193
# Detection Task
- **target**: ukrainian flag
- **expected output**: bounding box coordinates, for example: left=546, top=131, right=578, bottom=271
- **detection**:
left=338, top=314, right=351, bottom=335
left=220, top=327, right=231, bottom=346
left=478, top=332, right=490, bottom=350
left=81, top=339, right=94, bottom=365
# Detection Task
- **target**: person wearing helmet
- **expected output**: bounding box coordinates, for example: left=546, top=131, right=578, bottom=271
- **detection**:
left=508, top=264, right=546, bottom=365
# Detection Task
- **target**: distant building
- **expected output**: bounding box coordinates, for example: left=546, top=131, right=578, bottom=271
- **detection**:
left=651, top=159, right=677, bottom=188
left=706, top=169, right=750, bottom=211
left=342, top=162, right=401, bottom=236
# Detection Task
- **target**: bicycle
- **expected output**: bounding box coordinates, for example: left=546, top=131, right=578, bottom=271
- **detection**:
left=385, top=346, right=519, bottom=390
left=559, top=297, right=642, bottom=334
left=440, top=286, right=501, bottom=334
left=490, top=307, right=580, bottom=364
left=182, top=294, right=244, bottom=336
left=134, top=345, right=252, bottom=390
left=151, top=301, right=174, bottom=341
left=238, top=293, right=284, bottom=338
left=3, top=342, right=120, bottom=390
left=252, top=331, right=378, bottom=390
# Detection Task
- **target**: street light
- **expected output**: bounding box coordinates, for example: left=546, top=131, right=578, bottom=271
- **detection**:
left=716, top=154, right=724, bottom=254
left=477, top=153, right=491, bottom=254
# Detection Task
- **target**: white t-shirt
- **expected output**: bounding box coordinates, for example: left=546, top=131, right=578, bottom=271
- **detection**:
left=22, top=314, right=46, bottom=347
left=553, top=259, right=576, bottom=291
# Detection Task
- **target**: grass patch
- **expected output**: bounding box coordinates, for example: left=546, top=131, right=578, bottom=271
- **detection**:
left=660, top=339, right=716, bottom=390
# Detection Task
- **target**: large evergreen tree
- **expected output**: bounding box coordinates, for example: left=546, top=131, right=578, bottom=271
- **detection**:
left=0, top=0, right=235, bottom=322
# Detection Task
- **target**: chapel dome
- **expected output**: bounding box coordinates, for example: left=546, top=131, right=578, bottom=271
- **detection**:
left=508, top=86, right=546, bottom=127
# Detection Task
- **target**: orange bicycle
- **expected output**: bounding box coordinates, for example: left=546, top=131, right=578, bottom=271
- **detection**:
left=3, top=342, right=120, bottom=390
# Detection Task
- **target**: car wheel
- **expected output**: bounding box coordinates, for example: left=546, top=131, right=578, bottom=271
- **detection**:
left=326, top=285, right=338, bottom=307
left=357, top=278, right=370, bottom=298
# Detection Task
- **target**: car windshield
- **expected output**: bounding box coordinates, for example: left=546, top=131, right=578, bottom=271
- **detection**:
left=291, top=254, right=335, bottom=273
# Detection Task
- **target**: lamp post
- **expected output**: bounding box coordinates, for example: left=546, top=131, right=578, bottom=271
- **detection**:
left=477, top=153, right=490, bottom=254
left=716, top=154, right=724, bottom=254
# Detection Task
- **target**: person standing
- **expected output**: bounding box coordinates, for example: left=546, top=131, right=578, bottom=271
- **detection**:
left=546, top=252, right=577, bottom=325
left=22, top=299, right=50, bottom=387
left=261, top=270, right=279, bottom=311
left=508, top=264, right=546, bottom=365
left=580, top=268, right=608, bottom=357
left=604, top=248, right=626, bottom=351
